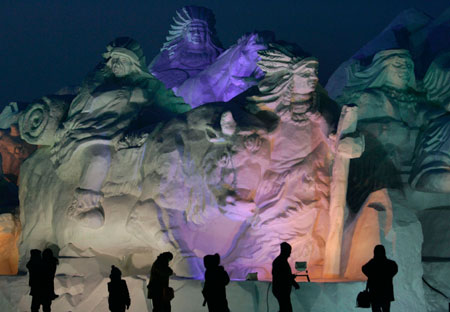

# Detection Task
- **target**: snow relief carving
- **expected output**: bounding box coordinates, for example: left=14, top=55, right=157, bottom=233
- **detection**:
left=18, top=42, right=363, bottom=280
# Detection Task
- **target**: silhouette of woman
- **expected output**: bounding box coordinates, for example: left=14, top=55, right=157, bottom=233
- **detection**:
left=202, top=253, right=230, bottom=312
left=362, top=245, right=398, bottom=312
left=148, top=252, right=174, bottom=312
left=107, top=265, right=131, bottom=312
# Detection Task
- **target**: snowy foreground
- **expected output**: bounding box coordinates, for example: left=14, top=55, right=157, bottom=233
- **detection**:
left=0, top=273, right=434, bottom=312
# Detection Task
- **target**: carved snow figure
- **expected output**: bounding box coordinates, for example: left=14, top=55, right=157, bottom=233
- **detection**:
left=338, top=49, right=450, bottom=196
left=337, top=50, right=427, bottom=210
left=217, top=44, right=361, bottom=279
left=19, top=37, right=190, bottom=229
left=149, top=6, right=267, bottom=107
left=335, top=49, right=450, bottom=311
left=410, top=53, right=450, bottom=193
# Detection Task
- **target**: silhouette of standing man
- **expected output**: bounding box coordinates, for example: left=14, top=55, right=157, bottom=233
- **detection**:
left=27, top=249, right=52, bottom=312
left=148, top=252, right=174, bottom=312
left=202, top=253, right=230, bottom=312
left=272, top=242, right=299, bottom=312
left=362, top=245, right=398, bottom=312
left=107, top=265, right=131, bottom=312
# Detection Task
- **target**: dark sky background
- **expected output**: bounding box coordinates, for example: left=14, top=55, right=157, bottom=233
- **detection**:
left=0, top=0, right=448, bottom=106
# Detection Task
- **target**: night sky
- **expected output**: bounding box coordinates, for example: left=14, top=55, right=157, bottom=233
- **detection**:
left=1, top=0, right=448, bottom=106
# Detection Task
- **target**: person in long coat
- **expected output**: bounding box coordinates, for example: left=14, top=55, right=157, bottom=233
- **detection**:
left=202, top=253, right=230, bottom=312
left=108, top=265, right=131, bottom=312
left=362, top=245, right=398, bottom=312
left=148, top=252, right=174, bottom=312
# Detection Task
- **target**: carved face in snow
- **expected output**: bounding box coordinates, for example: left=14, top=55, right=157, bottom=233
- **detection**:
left=184, top=21, right=208, bottom=49
left=292, top=62, right=319, bottom=96
left=108, top=53, right=134, bottom=77
left=383, top=55, right=414, bottom=90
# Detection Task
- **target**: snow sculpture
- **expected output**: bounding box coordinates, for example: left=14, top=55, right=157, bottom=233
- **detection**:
left=18, top=42, right=365, bottom=281
left=149, top=6, right=267, bottom=107
left=335, top=49, right=450, bottom=310
left=337, top=50, right=450, bottom=194
left=19, top=37, right=190, bottom=229
left=337, top=50, right=425, bottom=195
left=410, top=53, right=450, bottom=193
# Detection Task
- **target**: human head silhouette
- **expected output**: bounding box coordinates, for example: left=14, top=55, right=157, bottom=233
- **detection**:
left=110, top=265, right=122, bottom=281
left=42, top=248, right=53, bottom=260
left=203, top=253, right=220, bottom=269
left=160, top=252, right=173, bottom=265
left=373, top=244, right=386, bottom=260
left=212, top=253, right=220, bottom=266
left=30, top=249, right=41, bottom=261
left=280, top=242, right=292, bottom=258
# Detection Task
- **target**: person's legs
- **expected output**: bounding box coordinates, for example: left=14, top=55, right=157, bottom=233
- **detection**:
left=283, top=293, right=293, bottom=312
left=275, top=292, right=292, bottom=312
left=153, top=298, right=171, bottom=312
left=371, top=302, right=382, bottom=312
left=42, top=298, right=52, bottom=312
left=152, top=298, right=161, bottom=312
left=31, top=296, right=41, bottom=312
left=380, top=301, right=390, bottom=312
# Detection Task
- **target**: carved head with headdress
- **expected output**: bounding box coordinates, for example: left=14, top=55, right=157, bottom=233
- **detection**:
left=103, top=37, right=147, bottom=77
left=249, top=43, right=320, bottom=123
left=161, top=6, right=223, bottom=61
left=344, top=49, right=416, bottom=94
left=70, top=37, right=153, bottom=117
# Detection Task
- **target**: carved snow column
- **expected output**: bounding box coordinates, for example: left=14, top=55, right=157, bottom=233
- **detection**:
left=323, top=104, right=363, bottom=278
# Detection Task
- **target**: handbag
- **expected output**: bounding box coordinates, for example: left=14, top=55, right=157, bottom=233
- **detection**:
left=356, top=282, right=370, bottom=308
left=163, top=286, right=175, bottom=302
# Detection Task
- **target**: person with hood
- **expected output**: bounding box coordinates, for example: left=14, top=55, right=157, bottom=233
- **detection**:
left=202, top=253, right=230, bottom=312
left=362, top=245, right=398, bottom=312
left=107, top=265, right=131, bottom=312
left=148, top=252, right=174, bottom=312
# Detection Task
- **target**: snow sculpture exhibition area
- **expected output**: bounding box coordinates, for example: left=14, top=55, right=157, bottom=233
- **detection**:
left=0, top=5, right=449, bottom=312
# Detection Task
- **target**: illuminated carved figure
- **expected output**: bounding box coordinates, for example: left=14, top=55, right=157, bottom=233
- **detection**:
left=150, top=6, right=267, bottom=107
left=338, top=49, right=450, bottom=195
left=410, top=53, right=450, bottom=192
left=19, top=37, right=190, bottom=229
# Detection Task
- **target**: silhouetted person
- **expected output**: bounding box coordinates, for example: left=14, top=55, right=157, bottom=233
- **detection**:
left=362, top=245, right=398, bottom=312
left=272, top=242, right=299, bottom=312
left=27, top=249, right=52, bottom=312
left=202, top=253, right=230, bottom=312
left=42, top=248, right=59, bottom=300
left=148, top=252, right=174, bottom=312
left=108, top=265, right=131, bottom=312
